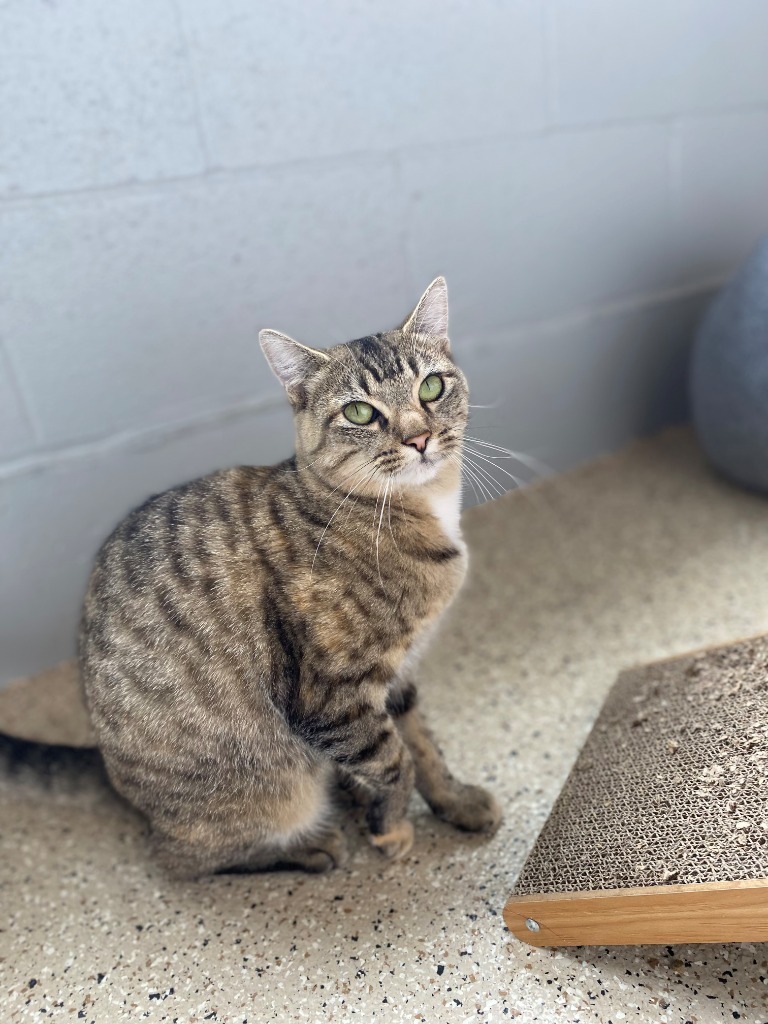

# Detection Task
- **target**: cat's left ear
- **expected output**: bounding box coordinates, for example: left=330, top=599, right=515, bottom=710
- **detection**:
left=402, top=277, right=450, bottom=349
left=259, top=329, right=330, bottom=404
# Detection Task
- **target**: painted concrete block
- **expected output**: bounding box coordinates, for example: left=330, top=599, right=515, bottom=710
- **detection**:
left=181, top=0, right=547, bottom=168
left=1, top=161, right=409, bottom=447
left=0, top=0, right=205, bottom=196
left=675, top=112, right=768, bottom=282
left=0, top=345, right=37, bottom=460
left=402, top=127, right=671, bottom=335
left=553, top=0, right=768, bottom=123
left=460, top=290, right=712, bottom=474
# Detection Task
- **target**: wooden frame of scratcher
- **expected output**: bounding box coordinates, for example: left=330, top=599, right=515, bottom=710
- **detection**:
left=504, top=634, right=768, bottom=947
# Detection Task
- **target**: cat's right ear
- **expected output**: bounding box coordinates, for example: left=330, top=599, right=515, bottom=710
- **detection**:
left=259, top=330, right=330, bottom=404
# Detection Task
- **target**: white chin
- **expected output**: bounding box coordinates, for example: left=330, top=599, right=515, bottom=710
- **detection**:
left=395, top=459, right=441, bottom=486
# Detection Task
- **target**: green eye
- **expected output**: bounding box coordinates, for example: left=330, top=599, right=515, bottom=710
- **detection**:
left=419, top=374, right=444, bottom=402
left=343, top=401, right=376, bottom=425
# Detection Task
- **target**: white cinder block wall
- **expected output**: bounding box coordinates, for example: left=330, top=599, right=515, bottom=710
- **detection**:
left=2, top=1, right=768, bottom=685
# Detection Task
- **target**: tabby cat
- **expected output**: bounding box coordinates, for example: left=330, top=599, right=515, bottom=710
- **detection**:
left=78, top=277, right=501, bottom=877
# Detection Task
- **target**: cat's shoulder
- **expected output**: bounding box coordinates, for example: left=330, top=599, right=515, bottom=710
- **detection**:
left=98, top=462, right=288, bottom=556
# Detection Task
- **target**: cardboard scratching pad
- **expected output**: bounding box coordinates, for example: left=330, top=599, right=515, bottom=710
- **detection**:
left=504, top=635, right=768, bottom=946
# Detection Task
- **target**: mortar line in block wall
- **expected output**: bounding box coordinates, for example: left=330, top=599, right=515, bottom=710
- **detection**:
left=542, top=99, right=768, bottom=138
left=466, top=277, right=725, bottom=346
left=391, top=151, right=419, bottom=299
left=667, top=118, right=684, bottom=242
left=543, top=0, right=561, bottom=127
left=381, top=151, right=415, bottom=307
left=167, top=0, right=212, bottom=172
left=0, top=341, right=43, bottom=444
left=0, top=393, right=285, bottom=483
left=0, top=146, right=444, bottom=209
left=1, top=104, right=767, bottom=209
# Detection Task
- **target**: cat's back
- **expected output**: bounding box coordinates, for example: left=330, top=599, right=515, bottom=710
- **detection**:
left=79, top=463, right=285, bottom=717
left=84, top=462, right=277, bottom=604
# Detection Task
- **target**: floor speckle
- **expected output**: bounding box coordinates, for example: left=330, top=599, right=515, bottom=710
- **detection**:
left=2, top=428, right=768, bottom=1023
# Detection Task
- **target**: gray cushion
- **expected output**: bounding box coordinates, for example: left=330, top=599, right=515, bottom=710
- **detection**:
left=690, top=237, right=768, bottom=494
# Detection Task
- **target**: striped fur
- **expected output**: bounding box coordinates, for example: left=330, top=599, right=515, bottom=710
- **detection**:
left=79, top=279, right=501, bottom=877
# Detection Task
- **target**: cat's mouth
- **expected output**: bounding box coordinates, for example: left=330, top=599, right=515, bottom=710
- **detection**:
left=391, top=452, right=443, bottom=486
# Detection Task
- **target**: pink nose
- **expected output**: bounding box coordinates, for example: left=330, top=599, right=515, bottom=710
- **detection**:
left=403, top=431, right=431, bottom=454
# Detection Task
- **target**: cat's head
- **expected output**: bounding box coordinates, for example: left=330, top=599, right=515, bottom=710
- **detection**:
left=260, top=278, right=468, bottom=492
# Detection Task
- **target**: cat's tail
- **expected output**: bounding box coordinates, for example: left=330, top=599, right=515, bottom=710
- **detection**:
left=0, top=731, right=105, bottom=788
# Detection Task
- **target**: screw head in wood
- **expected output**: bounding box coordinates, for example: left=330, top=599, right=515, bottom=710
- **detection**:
left=525, top=918, right=540, bottom=933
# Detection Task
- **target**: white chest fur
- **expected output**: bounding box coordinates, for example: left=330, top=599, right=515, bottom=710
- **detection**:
left=427, top=486, right=463, bottom=547
left=395, top=483, right=466, bottom=683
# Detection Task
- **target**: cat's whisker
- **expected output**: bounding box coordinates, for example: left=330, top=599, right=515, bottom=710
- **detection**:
left=339, top=467, right=379, bottom=530
left=464, top=445, right=575, bottom=563
left=463, top=446, right=527, bottom=490
left=462, top=452, right=508, bottom=499
left=310, top=461, right=377, bottom=580
left=310, top=481, right=362, bottom=580
left=370, top=478, right=388, bottom=581
left=375, top=479, right=389, bottom=589
left=323, top=458, right=380, bottom=500
left=447, top=449, right=486, bottom=505
left=285, top=451, right=326, bottom=474
left=371, top=478, right=383, bottom=531
left=468, top=466, right=497, bottom=504
left=445, top=450, right=481, bottom=504
left=341, top=471, right=374, bottom=527
left=463, top=436, right=556, bottom=480
left=370, top=479, right=386, bottom=566
left=459, top=458, right=485, bottom=506
left=397, top=482, right=408, bottom=522
left=450, top=451, right=494, bottom=505
left=386, top=480, right=402, bottom=555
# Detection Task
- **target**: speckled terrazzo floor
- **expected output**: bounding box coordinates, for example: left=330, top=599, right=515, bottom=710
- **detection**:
left=3, top=427, right=768, bottom=1024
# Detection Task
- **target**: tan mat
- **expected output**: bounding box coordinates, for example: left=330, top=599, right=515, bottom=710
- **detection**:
left=0, top=660, right=94, bottom=747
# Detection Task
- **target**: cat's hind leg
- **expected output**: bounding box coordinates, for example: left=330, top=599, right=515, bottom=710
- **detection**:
left=240, top=826, right=348, bottom=874
left=150, top=823, right=347, bottom=878
left=147, top=759, right=347, bottom=878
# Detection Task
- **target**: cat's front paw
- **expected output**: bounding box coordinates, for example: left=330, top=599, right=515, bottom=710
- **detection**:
left=434, top=784, right=502, bottom=834
left=369, top=819, right=414, bottom=860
